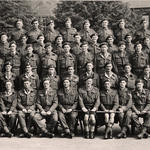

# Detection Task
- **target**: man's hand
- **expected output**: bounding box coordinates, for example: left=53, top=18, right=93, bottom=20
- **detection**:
left=141, top=110, right=147, bottom=114
left=109, top=110, right=114, bottom=113
left=91, top=107, right=96, bottom=112
left=2, top=111, right=7, bottom=115
left=136, top=110, right=141, bottom=115
left=66, top=109, right=72, bottom=113
left=7, top=111, right=12, bottom=115
left=22, top=109, right=27, bottom=113
left=119, top=108, right=123, bottom=113
left=62, top=108, right=67, bottom=113
left=28, top=109, right=32, bottom=113
left=47, top=111, right=51, bottom=115
left=41, top=110, right=46, bottom=116
left=82, top=107, right=88, bottom=113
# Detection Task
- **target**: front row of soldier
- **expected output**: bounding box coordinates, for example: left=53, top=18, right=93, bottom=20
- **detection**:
left=0, top=76, right=150, bottom=140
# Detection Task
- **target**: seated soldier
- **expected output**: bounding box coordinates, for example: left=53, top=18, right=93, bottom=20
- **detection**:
left=117, top=77, right=132, bottom=138
left=131, top=79, right=150, bottom=139
left=99, top=79, right=119, bottom=139
left=0, top=80, right=17, bottom=137
left=79, top=77, right=100, bottom=139
left=35, top=78, right=58, bottom=137
left=58, top=77, right=78, bottom=138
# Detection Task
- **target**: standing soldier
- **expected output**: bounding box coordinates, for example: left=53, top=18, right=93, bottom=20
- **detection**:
left=98, top=18, right=114, bottom=43
left=114, top=19, right=130, bottom=43
left=79, top=19, right=96, bottom=43
left=112, top=41, right=129, bottom=76
left=10, top=19, right=26, bottom=43
left=5, top=41, right=21, bottom=77
left=60, top=17, right=77, bottom=43
left=106, top=35, right=118, bottom=54
left=44, top=19, right=60, bottom=43
left=0, top=80, right=17, bottom=137
left=77, top=41, right=93, bottom=77
left=130, top=42, right=149, bottom=77
left=99, top=80, right=119, bottom=139
left=131, top=79, right=150, bottom=139
left=40, top=42, right=57, bottom=78
left=71, top=33, right=82, bottom=56
left=57, top=42, right=76, bottom=78
left=142, top=36, right=150, bottom=56
left=79, top=78, right=100, bottom=139
left=27, top=19, right=43, bottom=44
left=35, top=78, right=58, bottom=137
left=0, top=33, right=10, bottom=59
left=58, top=77, right=78, bottom=138
left=96, top=42, right=112, bottom=75
left=117, top=77, right=132, bottom=138
left=21, top=44, right=40, bottom=75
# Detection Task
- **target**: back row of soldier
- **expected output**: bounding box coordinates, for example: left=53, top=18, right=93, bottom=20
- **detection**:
left=0, top=17, right=150, bottom=139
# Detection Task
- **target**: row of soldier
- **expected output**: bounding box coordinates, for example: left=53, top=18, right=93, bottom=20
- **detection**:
left=0, top=17, right=150, bottom=139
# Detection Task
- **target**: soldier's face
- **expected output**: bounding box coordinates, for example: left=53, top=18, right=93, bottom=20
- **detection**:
left=24, top=81, right=31, bottom=89
left=104, top=82, right=111, bottom=90
left=136, top=83, right=143, bottom=91
left=43, top=81, right=50, bottom=89
left=84, top=22, right=90, bottom=30
left=144, top=38, right=150, bottom=45
left=125, top=66, right=131, bottom=73
left=21, top=36, right=27, bottom=43
left=48, top=68, right=55, bottom=75
left=33, top=21, right=39, bottom=29
left=119, top=21, right=125, bottom=29
left=82, top=44, right=88, bottom=52
left=10, top=44, right=17, bottom=54
left=102, top=20, right=108, bottom=28
left=135, top=44, right=142, bottom=53
left=107, top=38, right=114, bottom=44
left=56, top=37, right=63, bottom=44
left=92, top=35, right=98, bottom=42
left=74, top=35, right=81, bottom=42
left=46, top=45, right=52, bottom=53
left=48, top=22, right=54, bottom=29
left=27, top=47, right=33, bottom=54
left=119, top=45, right=126, bottom=51
left=86, top=63, right=93, bottom=71
left=86, top=79, right=93, bottom=88
left=126, top=36, right=132, bottom=42
left=6, top=82, right=12, bottom=90
left=64, top=45, right=70, bottom=53
left=38, top=36, right=44, bottom=43
left=5, top=65, right=12, bottom=72
left=26, top=66, right=32, bottom=73
left=144, top=68, right=150, bottom=75
left=63, top=80, right=70, bottom=88
left=142, top=21, right=148, bottom=28
left=105, top=64, right=112, bottom=71
left=1, top=35, right=8, bottom=43
left=101, top=45, right=108, bottom=53
left=65, top=20, right=71, bottom=28
left=68, top=67, right=74, bottom=75
left=120, top=81, right=126, bottom=88
left=16, top=21, right=23, bottom=29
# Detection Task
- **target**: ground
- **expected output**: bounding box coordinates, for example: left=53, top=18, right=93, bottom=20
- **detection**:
left=0, top=125, right=150, bottom=150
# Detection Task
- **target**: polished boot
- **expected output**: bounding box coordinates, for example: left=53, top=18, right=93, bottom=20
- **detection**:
left=137, top=127, right=147, bottom=139
left=84, top=131, right=89, bottom=139
left=89, top=132, right=95, bottom=139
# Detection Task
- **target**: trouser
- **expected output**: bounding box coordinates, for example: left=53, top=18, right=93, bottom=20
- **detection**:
left=18, top=111, right=36, bottom=133
left=131, top=111, right=150, bottom=128
left=58, top=111, right=78, bottom=133
left=0, top=112, right=17, bottom=133
left=34, top=110, right=58, bottom=133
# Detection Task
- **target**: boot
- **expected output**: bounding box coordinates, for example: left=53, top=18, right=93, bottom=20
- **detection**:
left=89, top=132, right=95, bottom=139
left=84, top=131, right=89, bottom=139
left=137, top=127, right=147, bottom=139
left=44, top=131, right=54, bottom=138
left=117, top=127, right=127, bottom=139
left=24, top=132, right=33, bottom=138
left=5, top=132, right=13, bottom=138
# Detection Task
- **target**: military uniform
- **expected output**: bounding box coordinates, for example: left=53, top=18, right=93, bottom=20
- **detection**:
left=88, top=43, right=101, bottom=56
left=108, top=44, right=118, bottom=54
left=0, top=42, right=10, bottom=59
left=125, top=42, right=135, bottom=56
left=71, top=42, right=82, bottom=56
left=33, top=42, right=45, bottom=57
left=0, top=57, right=4, bottom=74
left=52, top=44, right=64, bottom=56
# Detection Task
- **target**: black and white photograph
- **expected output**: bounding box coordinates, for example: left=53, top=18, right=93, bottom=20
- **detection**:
left=0, top=0, right=150, bottom=150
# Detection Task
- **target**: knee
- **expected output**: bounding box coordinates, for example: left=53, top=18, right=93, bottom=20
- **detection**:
left=89, top=115, right=96, bottom=125
left=52, top=113, right=58, bottom=123
left=84, top=115, right=89, bottom=125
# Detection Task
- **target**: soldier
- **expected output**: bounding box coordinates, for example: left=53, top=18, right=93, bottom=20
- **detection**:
left=79, top=19, right=96, bottom=43
left=44, top=19, right=60, bottom=43
left=142, top=36, right=150, bottom=56
left=0, top=61, right=18, bottom=92
left=130, top=42, right=149, bottom=77
left=0, top=53, right=4, bottom=76
left=77, top=41, right=93, bottom=77
left=17, top=34, right=28, bottom=56
left=0, top=80, right=17, bottom=137
left=117, top=77, right=132, bottom=138
left=134, top=18, right=150, bottom=43
left=99, top=62, right=118, bottom=90
left=21, top=44, right=40, bottom=75
left=53, top=35, right=64, bottom=56
left=131, top=79, right=150, bottom=139
left=40, top=42, right=57, bottom=78
left=35, top=78, right=58, bottom=137
left=20, top=62, right=40, bottom=91
left=99, top=80, right=119, bottom=139
left=80, top=62, right=99, bottom=88
left=27, top=18, right=43, bottom=44
left=33, top=34, right=45, bottom=56
left=10, top=19, right=26, bottom=43
left=58, top=77, right=78, bottom=138
left=122, top=63, right=137, bottom=91
left=79, top=78, right=100, bottom=139
left=5, top=41, right=21, bottom=77
left=57, top=42, right=76, bottom=78
left=114, top=19, right=130, bottom=43
left=106, top=35, right=118, bottom=54
left=88, top=33, right=101, bottom=55
left=60, top=17, right=77, bottom=43
left=71, top=33, right=82, bottom=56
left=96, top=42, right=112, bottom=75
left=0, top=33, right=10, bottom=58
left=125, top=33, right=135, bottom=56
left=44, top=64, right=60, bottom=92
left=112, top=41, right=129, bottom=76
left=63, top=66, right=79, bottom=91
left=141, top=65, right=150, bottom=90
left=98, top=18, right=114, bottom=43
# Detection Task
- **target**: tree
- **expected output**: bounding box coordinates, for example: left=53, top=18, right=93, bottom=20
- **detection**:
left=0, top=0, right=36, bottom=32
left=54, top=1, right=143, bottom=33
